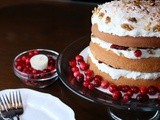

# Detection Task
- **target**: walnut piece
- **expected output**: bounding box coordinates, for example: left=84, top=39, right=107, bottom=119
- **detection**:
left=145, top=22, right=151, bottom=31
left=121, top=23, right=134, bottom=31
left=105, top=16, right=111, bottom=24
left=147, top=49, right=155, bottom=54
left=98, top=12, right=104, bottom=19
left=133, top=0, right=141, bottom=6
left=122, top=0, right=130, bottom=4
left=153, top=25, right=160, bottom=32
left=148, top=0, right=155, bottom=6
left=128, top=17, right=137, bottom=23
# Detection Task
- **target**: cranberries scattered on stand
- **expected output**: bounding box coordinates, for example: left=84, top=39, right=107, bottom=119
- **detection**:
left=69, top=55, right=160, bottom=103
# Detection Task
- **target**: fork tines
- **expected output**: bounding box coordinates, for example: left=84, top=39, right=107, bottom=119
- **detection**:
left=0, top=90, right=24, bottom=119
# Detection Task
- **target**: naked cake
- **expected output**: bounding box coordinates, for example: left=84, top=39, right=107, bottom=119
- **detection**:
left=88, top=0, right=160, bottom=87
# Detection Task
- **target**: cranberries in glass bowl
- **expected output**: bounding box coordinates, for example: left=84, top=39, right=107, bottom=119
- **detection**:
left=13, top=49, right=59, bottom=88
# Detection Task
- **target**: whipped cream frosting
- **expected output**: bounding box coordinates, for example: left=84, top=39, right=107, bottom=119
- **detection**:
left=92, top=0, right=160, bottom=37
left=91, top=36, right=160, bottom=59
left=88, top=48, right=160, bottom=80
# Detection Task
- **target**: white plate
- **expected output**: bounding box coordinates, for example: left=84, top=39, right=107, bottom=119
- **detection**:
left=0, top=89, right=76, bottom=120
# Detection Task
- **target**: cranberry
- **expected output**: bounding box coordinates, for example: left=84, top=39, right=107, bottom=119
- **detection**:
left=28, top=51, right=34, bottom=57
left=134, top=50, right=142, bottom=57
left=75, top=55, right=83, bottom=62
left=112, top=91, right=122, bottom=100
left=22, top=56, right=27, bottom=62
left=88, top=83, right=95, bottom=90
left=110, top=44, right=128, bottom=50
left=85, top=77, right=93, bottom=82
left=100, top=81, right=109, bottom=89
left=16, top=65, right=23, bottom=71
left=122, top=85, right=130, bottom=93
left=33, top=50, right=39, bottom=55
left=84, top=69, right=93, bottom=77
left=79, top=62, right=89, bottom=71
left=117, top=85, right=123, bottom=91
left=123, top=93, right=131, bottom=102
left=131, top=86, right=139, bottom=94
left=148, top=86, right=158, bottom=95
left=76, top=74, right=84, bottom=83
left=47, top=65, right=55, bottom=71
left=127, top=90, right=133, bottom=96
left=157, top=93, right=160, bottom=100
left=109, top=84, right=118, bottom=93
left=157, top=85, right=160, bottom=92
left=71, top=66, right=79, bottom=72
left=93, top=79, right=101, bottom=87
left=73, top=71, right=81, bottom=77
left=136, top=94, right=149, bottom=103
left=140, top=86, right=148, bottom=95
left=32, top=69, right=38, bottom=74
left=48, top=57, right=55, bottom=65
left=83, top=81, right=90, bottom=88
left=69, top=59, right=77, bottom=67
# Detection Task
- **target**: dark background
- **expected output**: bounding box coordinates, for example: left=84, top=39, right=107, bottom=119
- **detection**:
left=73, top=0, right=111, bottom=3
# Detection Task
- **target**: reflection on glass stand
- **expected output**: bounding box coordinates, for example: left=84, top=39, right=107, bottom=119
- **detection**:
left=57, top=36, right=160, bottom=120
left=108, top=107, right=159, bottom=120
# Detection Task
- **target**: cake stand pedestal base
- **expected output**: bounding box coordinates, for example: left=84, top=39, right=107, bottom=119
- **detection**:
left=107, top=107, right=160, bottom=120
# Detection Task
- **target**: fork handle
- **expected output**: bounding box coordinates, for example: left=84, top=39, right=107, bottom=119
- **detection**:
left=16, top=115, right=20, bottom=120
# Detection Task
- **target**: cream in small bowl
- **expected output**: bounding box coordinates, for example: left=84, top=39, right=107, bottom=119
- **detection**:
left=13, top=49, right=59, bottom=88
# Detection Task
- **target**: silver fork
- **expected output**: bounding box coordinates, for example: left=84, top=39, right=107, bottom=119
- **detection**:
left=0, top=91, right=24, bottom=120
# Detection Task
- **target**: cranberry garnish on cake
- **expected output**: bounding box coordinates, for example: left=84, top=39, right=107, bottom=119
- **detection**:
left=69, top=0, right=160, bottom=102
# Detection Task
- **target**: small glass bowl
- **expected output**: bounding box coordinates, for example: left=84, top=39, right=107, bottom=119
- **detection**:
left=13, top=49, right=59, bottom=88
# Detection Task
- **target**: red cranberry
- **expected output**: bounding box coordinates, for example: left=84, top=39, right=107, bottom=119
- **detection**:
left=48, top=57, right=55, bottom=65
left=117, top=85, right=123, bottom=91
left=136, top=94, right=149, bottom=103
left=93, top=79, right=101, bottom=87
left=88, top=83, right=95, bottom=90
left=83, top=81, right=90, bottom=88
left=122, top=85, right=130, bottom=93
left=148, top=86, right=158, bottom=95
left=85, top=77, right=93, bottom=82
left=134, top=50, right=142, bottom=57
left=140, top=86, right=148, bottom=95
left=75, top=55, right=83, bottom=62
left=157, top=85, right=160, bottom=92
left=71, top=66, right=79, bottom=72
left=100, top=81, right=109, bottom=89
left=93, top=75, right=102, bottom=82
left=79, top=62, right=89, bottom=71
left=84, top=69, right=93, bottom=77
left=22, top=56, right=27, bottom=62
left=28, top=51, right=34, bottom=57
left=123, top=93, right=131, bottom=102
left=33, top=50, right=39, bottom=55
left=127, top=90, right=133, bottom=97
left=109, top=84, right=118, bottom=93
left=47, top=65, right=55, bottom=71
left=76, top=73, right=84, bottom=83
left=131, top=86, right=139, bottom=94
left=73, top=71, right=81, bottom=77
left=112, top=91, right=122, bottom=100
left=157, top=93, right=160, bottom=100
left=110, top=44, right=128, bottom=50
left=16, top=65, right=23, bottom=71
left=32, top=69, right=38, bottom=74
left=69, top=59, right=77, bottom=67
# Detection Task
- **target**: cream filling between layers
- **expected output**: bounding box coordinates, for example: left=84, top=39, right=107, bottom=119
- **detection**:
left=91, top=36, right=160, bottom=59
left=88, top=48, right=160, bottom=80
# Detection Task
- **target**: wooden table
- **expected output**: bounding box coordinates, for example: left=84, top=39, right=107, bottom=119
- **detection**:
left=0, top=0, right=110, bottom=120
left=1, top=1, right=159, bottom=120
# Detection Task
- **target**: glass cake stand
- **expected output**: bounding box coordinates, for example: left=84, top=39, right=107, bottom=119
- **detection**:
left=57, top=36, right=160, bottom=120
